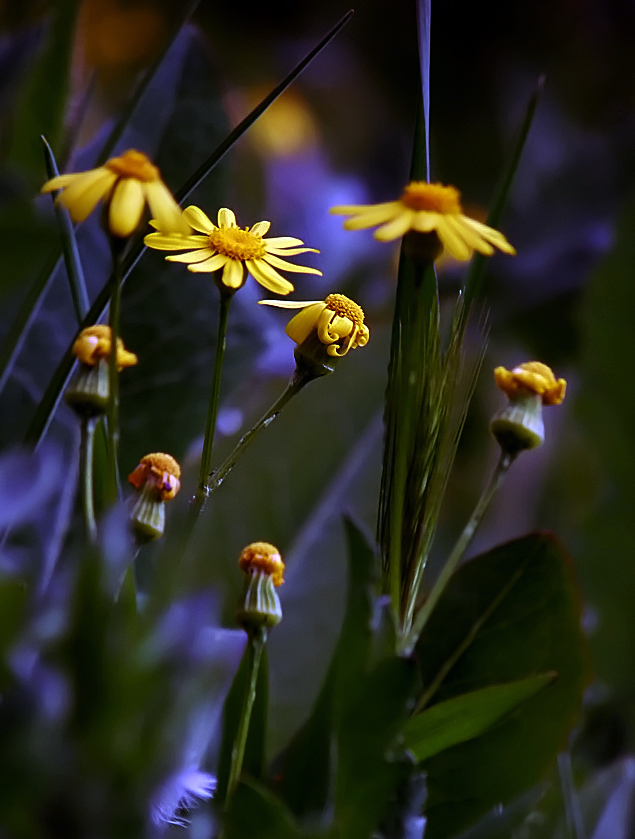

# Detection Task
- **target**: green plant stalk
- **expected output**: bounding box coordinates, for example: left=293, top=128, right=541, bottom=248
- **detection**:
left=226, top=628, right=266, bottom=801
left=208, top=367, right=314, bottom=493
left=558, top=752, right=585, bottom=839
left=403, top=450, right=515, bottom=655
left=79, top=417, right=97, bottom=543
left=192, top=291, right=233, bottom=515
left=42, top=135, right=90, bottom=324
left=106, top=239, right=125, bottom=496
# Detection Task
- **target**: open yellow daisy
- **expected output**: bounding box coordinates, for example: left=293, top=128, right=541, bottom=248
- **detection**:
left=144, top=206, right=322, bottom=295
left=260, top=293, right=369, bottom=357
left=41, top=149, right=188, bottom=238
left=330, top=181, right=516, bottom=262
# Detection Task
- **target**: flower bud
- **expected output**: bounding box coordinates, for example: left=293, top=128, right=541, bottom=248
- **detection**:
left=490, top=362, right=566, bottom=456
left=128, top=453, right=181, bottom=541
left=237, top=542, right=284, bottom=631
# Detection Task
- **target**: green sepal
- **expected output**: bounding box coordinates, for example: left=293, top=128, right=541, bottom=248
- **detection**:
left=64, top=359, right=109, bottom=418
left=490, top=392, right=544, bottom=453
left=130, top=483, right=165, bottom=542
left=237, top=570, right=283, bottom=631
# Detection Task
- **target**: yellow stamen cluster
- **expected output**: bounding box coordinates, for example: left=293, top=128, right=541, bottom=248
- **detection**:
left=72, top=325, right=138, bottom=370
left=494, top=362, right=566, bottom=406
left=401, top=182, right=462, bottom=214
left=208, top=226, right=267, bottom=261
left=105, top=150, right=160, bottom=182
left=239, top=541, right=285, bottom=587
left=128, top=452, right=181, bottom=501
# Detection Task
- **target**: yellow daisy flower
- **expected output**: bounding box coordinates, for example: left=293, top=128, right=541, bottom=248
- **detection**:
left=494, top=362, right=566, bottom=406
left=41, top=149, right=189, bottom=238
left=144, top=206, right=322, bottom=295
left=330, top=181, right=516, bottom=262
left=260, top=292, right=369, bottom=357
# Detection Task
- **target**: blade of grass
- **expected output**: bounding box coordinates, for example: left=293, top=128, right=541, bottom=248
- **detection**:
left=24, top=11, right=355, bottom=447
left=42, top=136, right=89, bottom=323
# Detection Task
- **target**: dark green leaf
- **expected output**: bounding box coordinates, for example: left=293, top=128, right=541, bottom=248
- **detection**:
left=417, top=532, right=589, bottom=839
left=404, top=672, right=556, bottom=762
left=224, top=779, right=304, bottom=839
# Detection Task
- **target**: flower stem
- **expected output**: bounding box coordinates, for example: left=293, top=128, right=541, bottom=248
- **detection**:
left=79, top=416, right=97, bottom=543
left=191, top=292, right=233, bottom=517
left=208, top=367, right=314, bottom=494
left=106, top=238, right=125, bottom=498
left=226, top=628, right=266, bottom=801
left=402, top=450, right=515, bottom=655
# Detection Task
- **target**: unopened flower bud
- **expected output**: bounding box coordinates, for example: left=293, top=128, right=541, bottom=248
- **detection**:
left=490, top=362, right=566, bottom=456
left=237, top=542, right=284, bottom=630
left=128, top=453, right=181, bottom=541
left=65, top=325, right=138, bottom=417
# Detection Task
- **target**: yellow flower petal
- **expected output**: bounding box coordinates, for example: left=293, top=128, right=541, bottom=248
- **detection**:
left=445, top=215, right=493, bottom=256
left=246, top=259, right=295, bottom=295
left=263, top=236, right=305, bottom=248
left=186, top=253, right=229, bottom=273
left=374, top=210, right=416, bottom=242
left=264, top=245, right=319, bottom=256
left=109, top=178, right=145, bottom=237
left=461, top=217, right=516, bottom=255
left=258, top=299, right=322, bottom=309
left=411, top=212, right=441, bottom=233
left=143, top=179, right=190, bottom=235
left=183, top=205, right=215, bottom=234
left=250, top=220, right=271, bottom=236
left=218, top=208, right=237, bottom=228
left=41, top=173, right=82, bottom=193
left=221, top=259, right=246, bottom=288
left=263, top=252, right=322, bottom=275
left=144, top=233, right=208, bottom=250
left=285, top=302, right=326, bottom=343
left=166, top=248, right=215, bottom=264
left=57, top=168, right=117, bottom=223
left=434, top=217, right=472, bottom=261
left=342, top=203, right=402, bottom=230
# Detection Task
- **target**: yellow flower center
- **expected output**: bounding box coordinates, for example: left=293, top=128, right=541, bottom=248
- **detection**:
left=324, top=293, right=365, bottom=329
left=208, top=226, right=267, bottom=261
left=128, top=452, right=181, bottom=501
left=106, top=149, right=160, bottom=182
left=401, top=182, right=462, bottom=214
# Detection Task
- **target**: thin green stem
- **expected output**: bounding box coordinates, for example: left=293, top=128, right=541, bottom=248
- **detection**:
left=402, top=450, right=515, bottom=655
left=79, top=417, right=97, bottom=543
left=191, top=292, right=233, bottom=517
left=558, top=752, right=585, bottom=839
left=106, top=238, right=125, bottom=497
left=208, top=367, right=314, bottom=494
left=226, top=629, right=266, bottom=801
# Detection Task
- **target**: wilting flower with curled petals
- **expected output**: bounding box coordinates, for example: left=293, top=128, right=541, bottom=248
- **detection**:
left=237, top=542, right=285, bottom=630
left=494, top=361, right=566, bottom=406
left=72, top=325, right=138, bottom=370
left=41, top=149, right=189, bottom=237
left=491, top=362, right=566, bottom=455
left=144, top=206, right=321, bottom=295
left=331, top=181, right=515, bottom=262
left=260, top=293, right=370, bottom=358
left=128, top=453, right=181, bottom=541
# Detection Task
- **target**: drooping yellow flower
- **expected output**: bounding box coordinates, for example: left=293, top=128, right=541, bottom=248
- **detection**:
left=239, top=541, right=285, bottom=587
left=330, top=181, right=516, bottom=262
left=144, top=206, right=321, bottom=295
left=260, top=293, right=369, bottom=357
left=41, top=149, right=189, bottom=238
left=128, top=452, right=181, bottom=501
left=494, top=362, right=566, bottom=406
left=72, top=325, right=138, bottom=370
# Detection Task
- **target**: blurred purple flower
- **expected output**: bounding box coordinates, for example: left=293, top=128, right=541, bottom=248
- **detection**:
left=149, top=766, right=216, bottom=827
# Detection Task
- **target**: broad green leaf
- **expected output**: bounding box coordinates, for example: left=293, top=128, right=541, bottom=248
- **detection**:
left=216, top=640, right=269, bottom=803
left=269, top=517, right=377, bottom=820
left=404, top=672, right=556, bottom=762
left=418, top=532, right=589, bottom=839
left=224, top=779, right=305, bottom=839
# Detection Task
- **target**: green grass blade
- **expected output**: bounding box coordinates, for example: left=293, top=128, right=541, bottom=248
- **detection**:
left=174, top=9, right=354, bottom=205
left=42, top=136, right=89, bottom=324
left=459, top=75, right=544, bottom=327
